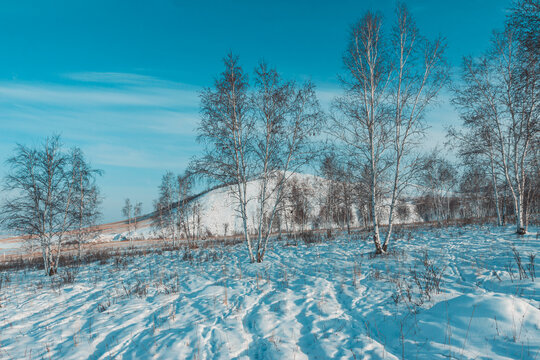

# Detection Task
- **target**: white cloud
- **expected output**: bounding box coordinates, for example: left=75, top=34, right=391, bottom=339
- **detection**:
left=64, top=71, right=169, bottom=86
left=0, top=72, right=203, bottom=170
left=0, top=71, right=201, bottom=109
left=0, top=81, right=199, bottom=108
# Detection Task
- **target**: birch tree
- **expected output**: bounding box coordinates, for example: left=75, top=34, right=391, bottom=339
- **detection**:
left=153, top=171, right=193, bottom=246
left=69, top=148, right=102, bottom=261
left=153, top=171, right=178, bottom=244
left=416, top=151, right=458, bottom=222
left=509, top=0, right=540, bottom=58
left=458, top=164, right=497, bottom=219
left=331, top=12, right=392, bottom=254
left=195, top=55, right=322, bottom=262
left=452, top=3, right=539, bottom=233
left=251, top=63, right=322, bottom=262
left=331, top=5, right=446, bottom=254
left=382, top=4, right=448, bottom=251
left=176, top=172, right=194, bottom=241
left=122, top=198, right=134, bottom=245
left=133, top=202, right=142, bottom=233
left=1, top=135, right=101, bottom=275
left=319, top=154, right=355, bottom=233
left=447, top=116, right=505, bottom=226
left=194, top=53, right=257, bottom=261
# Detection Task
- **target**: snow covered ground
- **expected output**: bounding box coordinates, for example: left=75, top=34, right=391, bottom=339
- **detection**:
left=0, top=225, right=538, bottom=359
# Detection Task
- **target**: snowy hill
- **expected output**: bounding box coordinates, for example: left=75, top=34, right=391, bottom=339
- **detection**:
left=106, top=172, right=422, bottom=241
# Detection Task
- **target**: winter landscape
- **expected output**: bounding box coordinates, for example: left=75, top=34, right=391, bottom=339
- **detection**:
left=0, top=0, right=538, bottom=359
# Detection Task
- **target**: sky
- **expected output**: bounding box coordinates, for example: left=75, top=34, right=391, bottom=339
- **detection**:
left=0, top=0, right=512, bottom=222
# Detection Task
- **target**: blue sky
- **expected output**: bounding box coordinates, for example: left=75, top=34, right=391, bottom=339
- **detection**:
left=0, top=0, right=511, bottom=222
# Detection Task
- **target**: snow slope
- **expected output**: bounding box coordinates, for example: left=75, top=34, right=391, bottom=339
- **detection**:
left=1, top=225, right=538, bottom=359
left=111, top=172, right=422, bottom=241
left=187, top=172, right=421, bottom=236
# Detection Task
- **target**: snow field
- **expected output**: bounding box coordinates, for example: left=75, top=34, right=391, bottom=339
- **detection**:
left=0, top=225, right=538, bottom=359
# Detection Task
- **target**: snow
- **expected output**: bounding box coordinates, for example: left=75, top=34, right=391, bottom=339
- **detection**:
left=137, top=172, right=421, bottom=239
left=0, top=225, right=538, bottom=359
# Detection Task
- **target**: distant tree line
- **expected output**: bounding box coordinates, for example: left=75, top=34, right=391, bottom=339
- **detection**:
left=152, top=170, right=197, bottom=246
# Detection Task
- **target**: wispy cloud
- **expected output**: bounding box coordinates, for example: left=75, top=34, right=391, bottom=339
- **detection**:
left=0, top=75, right=200, bottom=108
left=65, top=72, right=171, bottom=86
left=0, top=72, right=202, bottom=171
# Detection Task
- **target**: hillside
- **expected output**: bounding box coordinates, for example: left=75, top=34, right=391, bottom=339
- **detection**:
left=105, top=172, right=422, bottom=241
